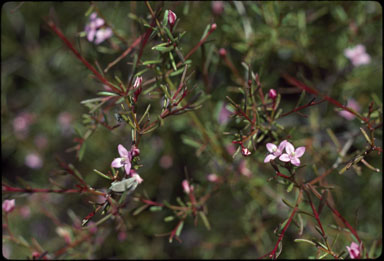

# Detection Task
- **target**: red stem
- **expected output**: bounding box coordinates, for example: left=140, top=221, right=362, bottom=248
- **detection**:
left=46, top=20, right=122, bottom=94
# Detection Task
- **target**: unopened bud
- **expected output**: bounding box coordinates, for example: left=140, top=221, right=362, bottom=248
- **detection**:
left=210, top=23, right=217, bottom=31
left=168, top=10, right=177, bottom=26
left=182, top=179, right=193, bottom=194
left=268, top=89, right=277, bottom=100
left=133, top=76, right=143, bottom=89
left=241, top=147, right=251, bottom=156
left=219, top=48, right=227, bottom=57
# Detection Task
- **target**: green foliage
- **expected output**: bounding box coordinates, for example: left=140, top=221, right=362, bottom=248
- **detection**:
left=2, top=1, right=382, bottom=259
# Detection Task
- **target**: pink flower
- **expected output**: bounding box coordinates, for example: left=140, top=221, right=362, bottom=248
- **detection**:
left=182, top=180, right=193, bottom=194
left=2, top=199, right=15, bottom=213
left=94, top=27, right=113, bottom=45
left=219, top=48, right=227, bottom=57
left=279, top=141, right=305, bottom=166
left=131, top=172, right=144, bottom=184
left=168, top=10, right=177, bottom=27
left=264, top=140, right=287, bottom=163
left=212, top=1, right=224, bottom=15
left=338, top=98, right=361, bottom=120
left=241, top=147, right=251, bottom=156
left=111, top=144, right=133, bottom=174
left=346, top=242, right=361, bottom=259
left=85, top=12, right=113, bottom=44
left=25, top=153, right=43, bottom=169
left=344, top=44, right=371, bottom=67
left=207, top=173, right=219, bottom=183
left=239, top=160, right=251, bottom=177
left=268, top=89, right=277, bottom=99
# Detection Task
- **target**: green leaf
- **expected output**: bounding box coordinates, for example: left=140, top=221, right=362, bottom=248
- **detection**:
left=164, top=216, right=175, bottom=222
left=199, top=212, right=211, bottom=230
left=97, top=91, right=120, bottom=97
left=149, top=206, right=163, bottom=212
left=175, top=221, right=184, bottom=237
left=294, top=238, right=317, bottom=246
left=133, top=204, right=149, bottom=216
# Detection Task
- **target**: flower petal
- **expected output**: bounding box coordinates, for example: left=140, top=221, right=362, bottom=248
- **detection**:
left=278, top=140, right=287, bottom=152
left=266, top=143, right=277, bottom=153
left=279, top=154, right=291, bottom=162
left=124, top=161, right=132, bottom=174
left=118, top=144, right=129, bottom=157
left=295, top=147, right=306, bottom=157
left=111, top=158, right=123, bottom=168
left=264, top=154, right=277, bottom=163
left=285, top=142, right=294, bottom=154
left=291, top=157, right=301, bottom=166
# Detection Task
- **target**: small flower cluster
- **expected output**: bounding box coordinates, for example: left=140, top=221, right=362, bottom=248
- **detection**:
left=84, top=12, right=113, bottom=44
left=264, top=140, right=305, bottom=166
left=111, top=144, right=143, bottom=184
left=344, top=44, right=371, bottom=67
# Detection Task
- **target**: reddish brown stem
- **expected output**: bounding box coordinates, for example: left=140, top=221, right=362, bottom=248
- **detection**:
left=46, top=20, right=122, bottom=94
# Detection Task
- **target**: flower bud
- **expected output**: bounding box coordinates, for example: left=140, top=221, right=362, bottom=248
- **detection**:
left=182, top=179, right=193, bottom=194
left=219, top=48, right=227, bottom=57
left=168, top=10, right=177, bottom=26
left=241, top=147, right=251, bottom=156
left=133, top=76, right=143, bottom=89
left=268, top=89, right=277, bottom=100
left=2, top=199, right=15, bottom=213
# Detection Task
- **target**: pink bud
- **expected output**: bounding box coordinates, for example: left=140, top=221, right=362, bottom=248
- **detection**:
left=241, top=147, right=251, bottom=156
left=182, top=180, right=193, bottom=194
left=207, top=173, right=219, bottom=183
left=131, top=145, right=140, bottom=157
left=2, top=199, right=15, bottom=213
left=268, top=89, right=277, bottom=99
left=219, top=48, right=227, bottom=57
left=211, top=23, right=217, bottom=31
left=168, top=10, right=177, bottom=26
left=133, top=76, right=143, bottom=89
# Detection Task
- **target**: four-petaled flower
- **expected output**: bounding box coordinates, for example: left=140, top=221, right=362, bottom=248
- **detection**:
left=264, top=140, right=287, bottom=163
left=279, top=141, right=305, bottom=166
left=346, top=242, right=361, bottom=259
left=2, top=199, right=15, bottom=213
left=111, top=144, right=134, bottom=174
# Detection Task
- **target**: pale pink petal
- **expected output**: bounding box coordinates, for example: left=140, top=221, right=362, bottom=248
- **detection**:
left=118, top=144, right=129, bottom=157
left=266, top=143, right=277, bottom=153
left=264, top=154, right=277, bottom=163
left=278, top=140, right=287, bottom=152
left=279, top=154, right=291, bottom=162
left=295, top=147, right=306, bottom=157
left=291, top=157, right=301, bottom=166
left=132, top=173, right=143, bottom=184
left=285, top=142, right=294, bottom=154
left=111, top=158, right=123, bottom=168
left=124, top=161, right=132, bottom=174
left=94, top=18, right=105, bottom=28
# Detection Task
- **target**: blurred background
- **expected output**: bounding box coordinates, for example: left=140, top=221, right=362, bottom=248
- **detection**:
left=2, top=1, right=382, bottom=259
